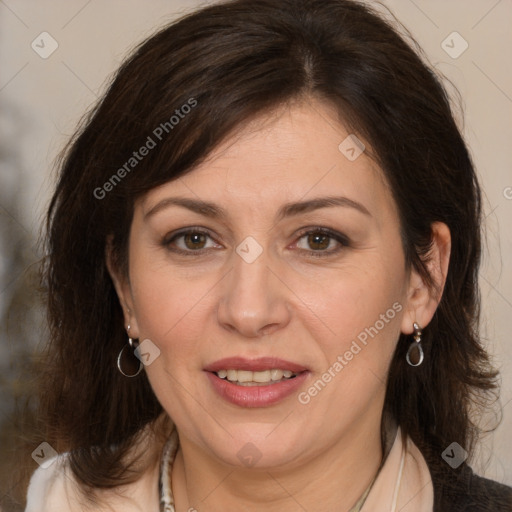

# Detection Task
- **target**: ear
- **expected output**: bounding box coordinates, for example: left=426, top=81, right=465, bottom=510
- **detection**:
left=400, top=222, right=451, bottom=335
left=105, top=236, right=140, bottom=338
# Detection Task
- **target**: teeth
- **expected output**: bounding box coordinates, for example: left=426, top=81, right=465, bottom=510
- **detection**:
left=236, top=370, right=253, bottom=383
left=270, top=369, right=281, bottom=380
left=215, top=368, right=299, bottom=385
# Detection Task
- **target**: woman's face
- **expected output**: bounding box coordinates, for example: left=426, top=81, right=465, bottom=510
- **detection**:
left=112, top=99, right=425, bottom=469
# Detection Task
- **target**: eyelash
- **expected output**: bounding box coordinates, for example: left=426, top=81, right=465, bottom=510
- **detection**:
left=162, top=226, right=350, bottom=258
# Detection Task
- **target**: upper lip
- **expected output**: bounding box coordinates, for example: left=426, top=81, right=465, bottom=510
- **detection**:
left=204, top=357, right=308, bottom=373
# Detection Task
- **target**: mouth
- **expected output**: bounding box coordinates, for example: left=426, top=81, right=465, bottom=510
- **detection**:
left=212, top=368, right=302, bottom=386
left=203, top=357, right=310, bottom=407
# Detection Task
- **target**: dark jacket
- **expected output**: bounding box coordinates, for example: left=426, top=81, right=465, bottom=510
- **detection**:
left=431, top=461, right=512, bottom=511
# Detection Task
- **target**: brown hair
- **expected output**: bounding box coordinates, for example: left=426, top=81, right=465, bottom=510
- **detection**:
left=37, top=0, right=498, bottom=495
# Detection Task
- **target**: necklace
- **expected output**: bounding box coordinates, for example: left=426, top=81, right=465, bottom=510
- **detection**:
left=158, top=428, right=402, bottom=512
left=159, top=429, right=178, bottom=512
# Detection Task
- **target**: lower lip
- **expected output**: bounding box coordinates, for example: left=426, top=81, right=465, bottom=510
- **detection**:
left=205, top=371, right=310, bottom=408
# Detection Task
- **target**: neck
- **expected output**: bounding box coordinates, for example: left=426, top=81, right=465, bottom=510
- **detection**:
left=171, top=418, right=384, bottom=512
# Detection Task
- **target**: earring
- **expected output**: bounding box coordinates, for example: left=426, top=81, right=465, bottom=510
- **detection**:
left=406, top=322, right=424, bottom=367
left=117, top=325, right=143, bottom=377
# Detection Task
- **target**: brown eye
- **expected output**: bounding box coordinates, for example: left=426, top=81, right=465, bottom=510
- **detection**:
left=294, top=228, right=349, bottom=258
left=163, top=228, right=220, bottom=254
left=306, top=232, right=331, bottom=251
left=183, top=232, right=208, bottom=250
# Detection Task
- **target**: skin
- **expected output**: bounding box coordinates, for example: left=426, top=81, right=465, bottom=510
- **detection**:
left=108, top=97, right=451, bottom=512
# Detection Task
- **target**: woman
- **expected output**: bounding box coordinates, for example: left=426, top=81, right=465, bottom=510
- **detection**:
left=24, top=0, right=512, bottom=510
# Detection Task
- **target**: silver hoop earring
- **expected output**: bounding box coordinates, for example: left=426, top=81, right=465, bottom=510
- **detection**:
left=117, top=325, right=143, bottom=377
left=406, top=322, right=424, bottom=367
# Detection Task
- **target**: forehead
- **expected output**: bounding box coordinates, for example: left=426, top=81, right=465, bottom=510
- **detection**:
left=138, top=99, right=394, bottom=223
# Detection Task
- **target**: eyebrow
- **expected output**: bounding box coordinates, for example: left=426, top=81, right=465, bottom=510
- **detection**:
left=144, top=195, right=372, bottom=221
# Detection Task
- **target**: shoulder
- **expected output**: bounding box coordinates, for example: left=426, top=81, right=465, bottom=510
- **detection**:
left=24, top=435, right=165, bottom=511
left=24, top=416, right=172, bottom=511
left=430, top=460, right=512, bottom=511
left=25, top=453, right=84, bottom=512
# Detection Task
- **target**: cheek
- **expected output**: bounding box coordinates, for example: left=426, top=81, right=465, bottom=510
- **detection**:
left=290, top=257, right=405, bottom=348
left=132, top=276, right=197, bottom=336
left=128, top=251, right=219, bottom=365
left=290, top=264, right=406, bottom=416
left=297, top=271, right=404, bottom=420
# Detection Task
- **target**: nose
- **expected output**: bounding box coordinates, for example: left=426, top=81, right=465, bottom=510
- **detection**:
left=216, top=245, right=291, bottom=338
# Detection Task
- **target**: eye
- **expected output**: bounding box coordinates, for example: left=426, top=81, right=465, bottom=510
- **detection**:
left=294, top=227, right=349, bottom=257
left=163, top=228, right=221, bottom=254
left=162, top=226, right=349, bottom=258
